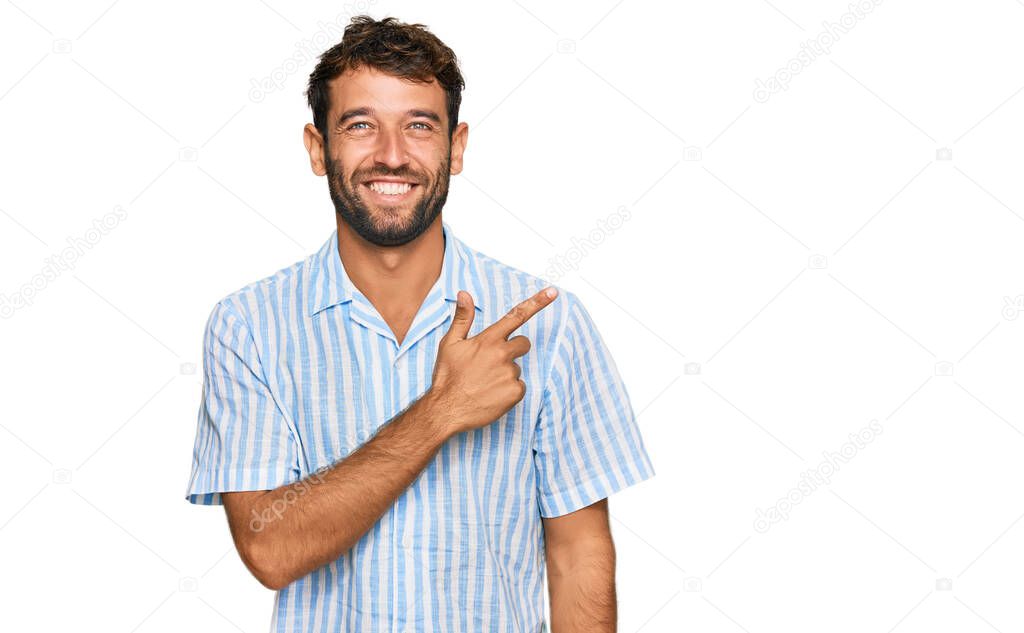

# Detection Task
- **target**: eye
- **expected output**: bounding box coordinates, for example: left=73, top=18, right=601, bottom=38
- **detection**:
left=410, top=122, right=432, bottom=130
left=347, top=122, right=371, bottom=130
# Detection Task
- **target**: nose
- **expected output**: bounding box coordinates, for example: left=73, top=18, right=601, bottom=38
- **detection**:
left=371, top=125, right=410, bottom=171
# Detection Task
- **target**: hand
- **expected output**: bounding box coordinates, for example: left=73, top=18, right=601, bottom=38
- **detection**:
left=427, top=286, right=559, bottom=436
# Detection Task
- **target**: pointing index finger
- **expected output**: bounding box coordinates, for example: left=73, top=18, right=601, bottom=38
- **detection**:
left=482, top=286, right=559, bottom=340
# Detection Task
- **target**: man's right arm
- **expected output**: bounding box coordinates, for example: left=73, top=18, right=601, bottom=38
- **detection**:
left=222, top=387, right=452, bottom=591
left=221, top=285, right=559, bottom=591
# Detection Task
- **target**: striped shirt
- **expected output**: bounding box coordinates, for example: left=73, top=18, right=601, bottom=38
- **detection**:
left=185, top=219, right=655, bottom=632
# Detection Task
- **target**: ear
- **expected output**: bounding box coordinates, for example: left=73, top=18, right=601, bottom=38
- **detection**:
left=303, top=123, right=327, bottom=176
left=448, top=121, right=469, bottom=176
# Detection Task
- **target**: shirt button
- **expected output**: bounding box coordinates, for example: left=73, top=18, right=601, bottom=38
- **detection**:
left=401, top=534, right=412, bottom=548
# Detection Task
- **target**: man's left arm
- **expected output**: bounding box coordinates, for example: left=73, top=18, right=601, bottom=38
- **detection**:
left=543, top=498, right=617, bottom=633
left=534, top=290, right=657, bottom=631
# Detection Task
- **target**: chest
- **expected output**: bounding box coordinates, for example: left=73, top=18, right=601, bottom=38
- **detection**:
left=263, top=303, right=546, bottom=477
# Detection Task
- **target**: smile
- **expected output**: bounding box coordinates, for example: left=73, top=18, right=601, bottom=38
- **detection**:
left=362, top=181, right=419, bottom=202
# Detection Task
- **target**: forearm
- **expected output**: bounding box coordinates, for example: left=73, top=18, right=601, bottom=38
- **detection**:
left=547, top=538, right=617, bottom=633
left=236, top=389, right=452, bottom=589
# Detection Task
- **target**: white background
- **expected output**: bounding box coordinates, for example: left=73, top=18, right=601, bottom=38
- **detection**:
left=2, top=0, right=1023, bottom=631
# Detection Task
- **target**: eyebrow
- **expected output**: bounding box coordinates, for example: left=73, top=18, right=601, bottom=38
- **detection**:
left=336, top=107, right=442, bottom=128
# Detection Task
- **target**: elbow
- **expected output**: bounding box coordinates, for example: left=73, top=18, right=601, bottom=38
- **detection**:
left=260, top=576, right=291, bottom=592
left=239, top=537, right=293, bottom=591
left=254, top=569, right=291, bottom=593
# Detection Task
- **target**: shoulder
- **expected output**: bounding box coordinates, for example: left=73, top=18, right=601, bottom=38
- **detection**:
left=458, top=240, right=581, bottom=310
left=457, top=239, right=588, bottom=350
left=461, top=241, right=582, bottom=321
left=204, top=253, right=312, bottom=332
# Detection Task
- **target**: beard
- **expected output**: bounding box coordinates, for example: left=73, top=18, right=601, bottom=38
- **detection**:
left=325, top=144, right=451, bottom=248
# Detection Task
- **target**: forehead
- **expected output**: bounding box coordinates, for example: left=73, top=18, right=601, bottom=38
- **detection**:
left=328, top=66, right=446, bottom=120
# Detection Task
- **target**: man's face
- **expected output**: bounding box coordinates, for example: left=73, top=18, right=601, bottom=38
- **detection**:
left=305, top=66, right=468, bottom=247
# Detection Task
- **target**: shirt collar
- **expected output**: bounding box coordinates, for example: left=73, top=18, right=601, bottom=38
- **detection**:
left=307, top=219, right=487, bottom=317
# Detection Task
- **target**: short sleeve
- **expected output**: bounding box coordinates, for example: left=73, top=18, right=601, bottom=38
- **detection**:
left=533, top=291, right=655, bottom=517
left=185, top=300, right=303, bottom=506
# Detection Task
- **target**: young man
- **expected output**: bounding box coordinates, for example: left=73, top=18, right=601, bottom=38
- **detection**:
left=185, top=15, right=654, bottom=633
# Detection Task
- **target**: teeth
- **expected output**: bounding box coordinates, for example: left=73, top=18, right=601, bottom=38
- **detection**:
left=368, top=181, right=413, bottom=195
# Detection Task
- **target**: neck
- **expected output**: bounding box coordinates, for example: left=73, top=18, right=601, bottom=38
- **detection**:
left=334, top=216, right=445, bottom=313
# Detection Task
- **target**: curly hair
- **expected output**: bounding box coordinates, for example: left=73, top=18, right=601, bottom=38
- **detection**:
left=305, top=15, right=466, bottom=144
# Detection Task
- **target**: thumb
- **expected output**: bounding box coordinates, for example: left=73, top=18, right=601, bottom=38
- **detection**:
left=444, top=290, right=476, bottom=341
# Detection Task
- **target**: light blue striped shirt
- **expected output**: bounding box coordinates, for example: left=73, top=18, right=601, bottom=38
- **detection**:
left=185, top=219, right=655, bottom=632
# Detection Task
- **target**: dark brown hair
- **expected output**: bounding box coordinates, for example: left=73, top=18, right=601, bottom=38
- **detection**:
left=305, top=15, right=465, bottom=143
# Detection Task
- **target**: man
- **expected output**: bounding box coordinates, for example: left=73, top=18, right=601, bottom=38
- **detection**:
left=185, top=15, right=655, bottom=633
